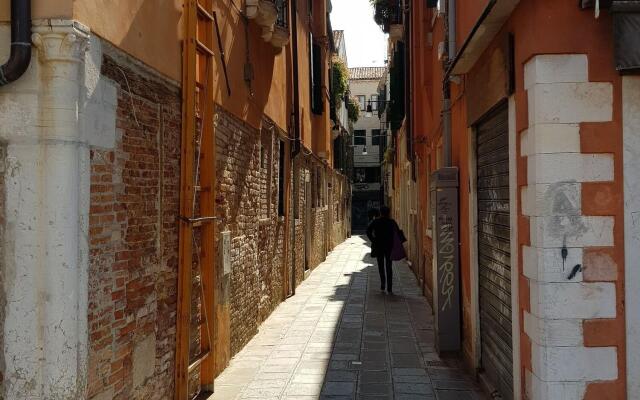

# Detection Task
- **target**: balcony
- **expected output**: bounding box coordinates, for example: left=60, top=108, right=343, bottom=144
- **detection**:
left=246, top=0, right=290, bottom=48
left=372, top=0, right=403, bottom=37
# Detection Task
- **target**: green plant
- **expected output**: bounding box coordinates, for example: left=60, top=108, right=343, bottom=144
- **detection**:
left=347, top=96, right=360, bottom=123
left=331, top=57, right=349, bottom=112
left=369, top=0, right=399, bottom=33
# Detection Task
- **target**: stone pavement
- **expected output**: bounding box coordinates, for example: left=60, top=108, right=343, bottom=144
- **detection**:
left=208, top=236, right=485, bottom=400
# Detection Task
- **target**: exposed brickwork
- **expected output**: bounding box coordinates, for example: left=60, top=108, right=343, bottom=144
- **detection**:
left=292, top=157, right=307, bottom=283
left=309, top=207, right=328, bottom=269
left=87, top=50, right=181, bottom=400
left=330, top=173, right=350, bottom=249
left=215, top=107, right=286, bottom=356
left=85, top=51, right=351, bottom=400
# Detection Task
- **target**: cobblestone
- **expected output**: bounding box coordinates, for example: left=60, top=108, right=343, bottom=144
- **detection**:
left=209, top=236, right=485, bottom=400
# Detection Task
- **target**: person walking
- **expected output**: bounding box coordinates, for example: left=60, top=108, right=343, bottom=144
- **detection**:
left=366, top=206, right=404, bottom=294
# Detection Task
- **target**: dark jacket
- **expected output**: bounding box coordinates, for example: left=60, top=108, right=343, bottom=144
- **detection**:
left=366, top=217, right=399, bottom=254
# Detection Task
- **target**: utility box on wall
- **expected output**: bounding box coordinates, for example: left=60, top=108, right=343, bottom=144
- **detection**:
left=430, top=167, right=461, bottom=353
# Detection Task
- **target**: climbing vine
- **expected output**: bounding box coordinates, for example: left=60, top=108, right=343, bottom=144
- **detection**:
left=347, top=96, right=360, bottom=123
left=331, top=57, right=349, bottom=112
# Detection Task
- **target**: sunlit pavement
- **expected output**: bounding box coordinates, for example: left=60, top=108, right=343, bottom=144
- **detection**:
left=209, top=236, right=485, bottom=400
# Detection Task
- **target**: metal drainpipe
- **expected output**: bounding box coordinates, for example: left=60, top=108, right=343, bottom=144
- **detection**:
left=0, top=0, right=32, bottom=86
left=443, top=0, right=456, bottom=167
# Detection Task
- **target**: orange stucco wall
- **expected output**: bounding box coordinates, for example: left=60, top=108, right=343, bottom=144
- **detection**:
left=2, top=0, right=330, bottom=139
left=407, top=0, right=626, bottom=398
left=1, top=0, right=182, bottom=82
left=74, top=0, right=183, bottom=81
left=209, top=0, right=291, bottom=130
left=0, top=0, right=73, bottom=21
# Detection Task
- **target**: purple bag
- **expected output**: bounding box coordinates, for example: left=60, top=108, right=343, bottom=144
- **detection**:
left=390, top=229, right=407, bottom=261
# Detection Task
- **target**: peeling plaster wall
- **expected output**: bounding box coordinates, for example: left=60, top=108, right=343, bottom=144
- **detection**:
left=0, top=20, right=91, bottom=399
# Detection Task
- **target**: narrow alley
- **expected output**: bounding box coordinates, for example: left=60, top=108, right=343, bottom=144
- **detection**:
left=209, top=237, right=484, bottom=400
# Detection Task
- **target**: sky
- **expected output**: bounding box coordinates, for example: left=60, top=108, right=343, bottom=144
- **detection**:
left=330, top=0, right=388, bottom=68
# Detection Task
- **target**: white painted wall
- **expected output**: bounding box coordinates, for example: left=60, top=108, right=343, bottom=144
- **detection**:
left=350, top=78, right=384, bottom=167
left=623, top=75, right=640, bottom=400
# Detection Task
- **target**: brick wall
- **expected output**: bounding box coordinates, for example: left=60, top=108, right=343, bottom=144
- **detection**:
left=87, top=51, right=181, bottom=400
left=292, top=157, right=307, bottom=283
left=85, top=49, right=351, bottom=400
left=215, top=108, right=286, bottom=356
left=330, top=173, right=350, bottom=248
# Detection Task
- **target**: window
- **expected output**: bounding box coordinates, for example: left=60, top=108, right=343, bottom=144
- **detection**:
left=357, top=95, right=366, bottom=111
left=425, top=155, right=432, bottom=235
left=311, top=168, right=316, bottom=209
left=372, top=129, right=381, bottom=146
left=316, top=166, right=322, bottom=207
left=354, top=129, right=366, bottom=146
left=310, top=33, right=324, bottom=115
left=293, top=166, right=300, bottom=219
left=370, top=94, right=378, bottom=111
left=278, top=140, right=286, bottom=216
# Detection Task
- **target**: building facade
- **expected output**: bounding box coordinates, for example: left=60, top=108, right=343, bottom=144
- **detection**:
left=379, top=0, right=640, bottom=399
left=349, top=66, right=387, bottom=231
left=0, top=0, right=350, bottom=399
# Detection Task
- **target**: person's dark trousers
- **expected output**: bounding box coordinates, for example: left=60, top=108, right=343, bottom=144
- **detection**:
left=376, top=253, right=393, bottom=292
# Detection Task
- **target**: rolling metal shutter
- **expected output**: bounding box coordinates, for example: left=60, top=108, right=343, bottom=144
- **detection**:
left=476, top=103, right=513, bottom=400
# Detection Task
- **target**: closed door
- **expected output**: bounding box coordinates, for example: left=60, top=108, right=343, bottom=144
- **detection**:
left=476, top=102, right=513, bottom=400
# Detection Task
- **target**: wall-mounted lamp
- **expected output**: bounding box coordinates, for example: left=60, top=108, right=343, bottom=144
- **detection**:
left=365, top=104, right=374, bottom=118
left=362, top=146, right=368, bottom=155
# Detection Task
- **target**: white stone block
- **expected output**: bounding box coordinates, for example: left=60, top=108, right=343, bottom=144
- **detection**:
left=526, top=370, right=586, bottom=400
left=529, top=215, right=614, bottom=248
left=524, top=54, right=589, bottom=90
left=529, top=281, right=616, bottom=319
left=528, top=153, right=614, bottom=184
left=523, top=246, right=583, bottom=282
left=0, top=93, right=40, bottom=140
left=521, top=183, right=581, bottom=217
left=524, top=311, right=583, bottom=347
left=623, top=75, right=640, bottom=400
left=520, top=124, right=581, bottom=156
left=531, top=343, right=617, bottom=382
left=528, top=82, right=613, bottom=125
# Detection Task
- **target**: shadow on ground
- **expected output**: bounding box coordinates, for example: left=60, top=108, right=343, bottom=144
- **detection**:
left=208, top=235, right=485, bottom=399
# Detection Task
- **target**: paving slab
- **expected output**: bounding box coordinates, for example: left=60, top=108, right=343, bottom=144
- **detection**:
left=206, top=236, right=484, bottom=400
